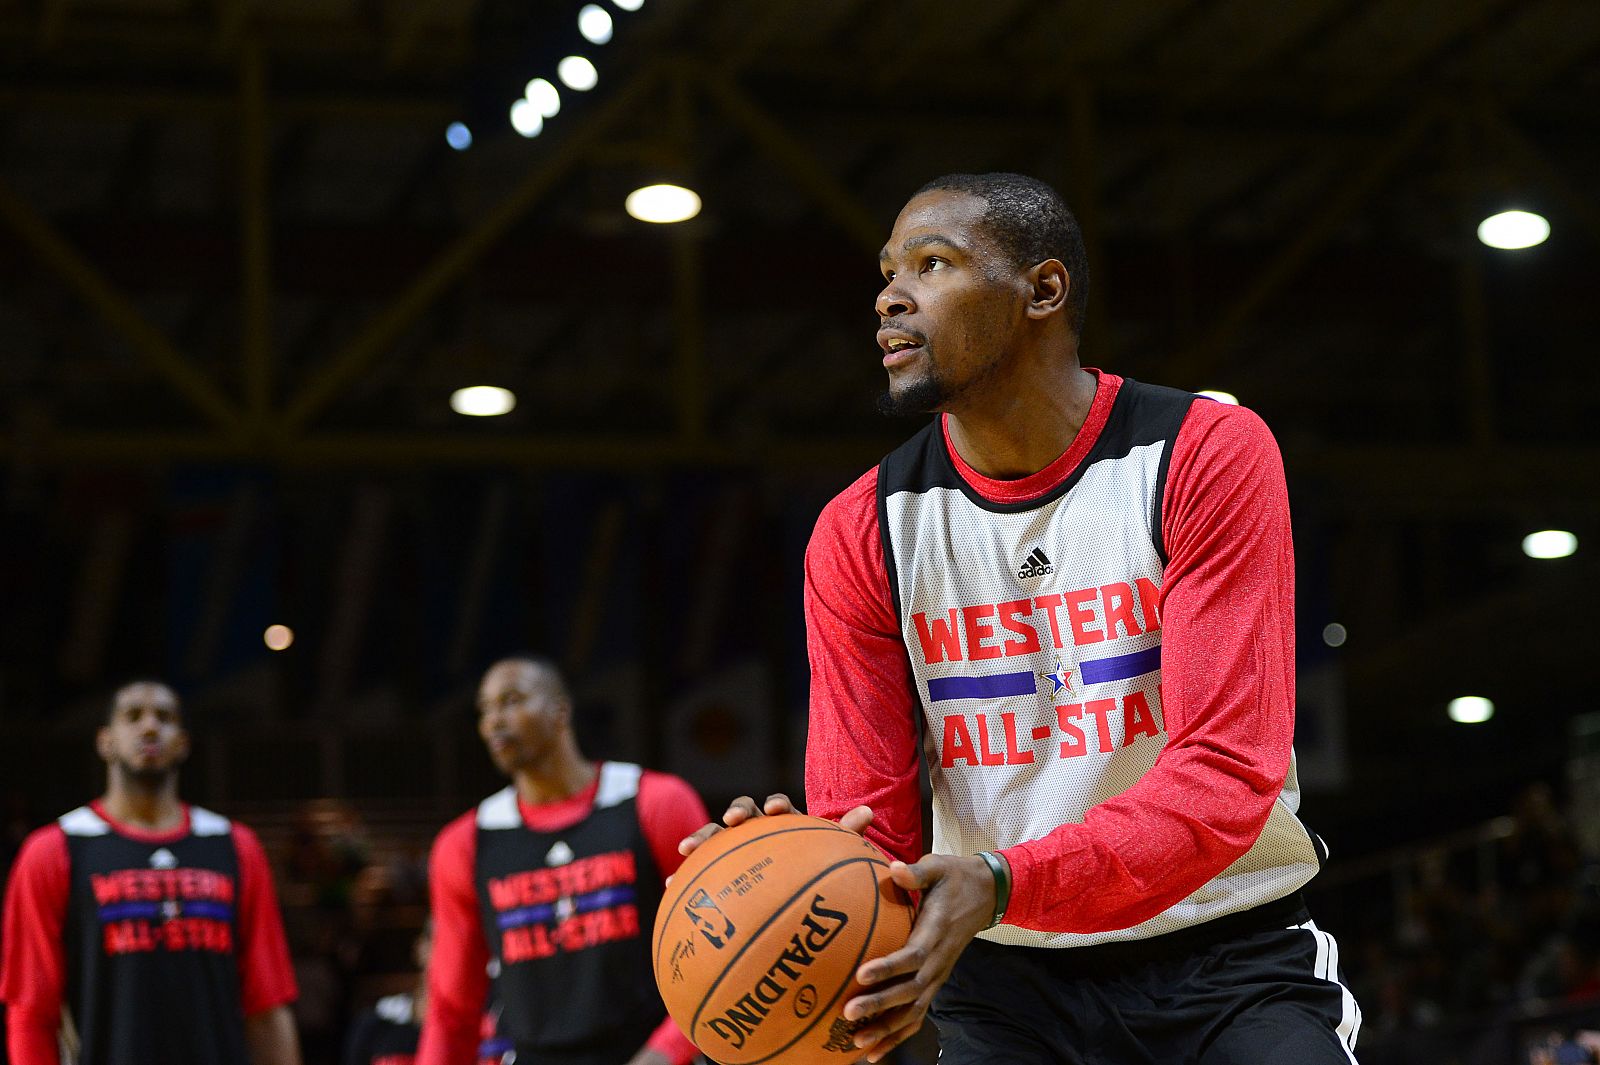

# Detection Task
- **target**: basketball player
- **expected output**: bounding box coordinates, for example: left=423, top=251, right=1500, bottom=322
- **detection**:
left=343, top=923, right=510, bottom=1065
left=0, top=680, right=300, bottom=1065
left=685, top=174, right=1363, bottom=1063
left=418, top=657, right=708, bottom=1065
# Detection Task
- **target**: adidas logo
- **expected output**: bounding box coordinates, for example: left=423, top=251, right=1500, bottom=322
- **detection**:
left=149, top=848, right=178, bottom=869
left=545, top=840, right=574, bottom=867
left=1018, top=547, right=1055, bottom=580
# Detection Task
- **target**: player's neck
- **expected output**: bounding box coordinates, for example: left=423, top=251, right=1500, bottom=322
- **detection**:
left=100, top=774, right=185, bottom=831
left=512, top=750, right=597, bottom=807
left=944, top=363, right=1098, bottom=480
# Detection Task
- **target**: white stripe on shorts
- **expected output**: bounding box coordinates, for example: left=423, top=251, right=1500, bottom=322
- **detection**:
left=1294, top=918, right=1362, bottom=1060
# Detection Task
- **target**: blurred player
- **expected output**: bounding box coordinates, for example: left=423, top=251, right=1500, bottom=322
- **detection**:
left=343, top=922, right=510, bottom=1065
left=687, top=173, right=1362, bottom=1063
left=419, top=657, right=708, bottom=1065
left=0, top=680, right=300, bottom=1065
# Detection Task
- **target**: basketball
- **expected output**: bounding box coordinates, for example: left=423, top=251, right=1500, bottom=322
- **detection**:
left=652, top=813, right=916, bottom=1065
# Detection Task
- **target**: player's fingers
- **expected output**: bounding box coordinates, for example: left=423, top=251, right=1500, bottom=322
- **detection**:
left=848, top=932, right=931, bottom=1001
left=761, top=793, right=798, bottom=815
left=722, top=795, right=763, bottom=825
left=838, top=805, right=874, bottom=835
left=861, top=1018, right=921, bottom=1064
left=852, top=1002, right=926, bottom=1062
left=886, top=858, right=936, bottom=892
left=677, top=821, right=724, bottom=856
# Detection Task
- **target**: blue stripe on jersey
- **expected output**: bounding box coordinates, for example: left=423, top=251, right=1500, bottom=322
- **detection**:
left=1080, top=646, right=1161, bottom=685
left=928, top=671, right=1036, bottom=702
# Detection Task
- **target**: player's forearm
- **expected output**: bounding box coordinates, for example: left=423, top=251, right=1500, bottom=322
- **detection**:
left=999, top=737, right=1284, bottom=933
left=245, top=1005, right=303, bottom=1065
left=640, top=1014, right=699, bottom=1065
left=415, top=1009, right=482, bottom=1065
left=6, top=1009, right=62, bottom=1065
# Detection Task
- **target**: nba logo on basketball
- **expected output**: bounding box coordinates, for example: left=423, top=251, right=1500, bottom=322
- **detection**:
left=685, top=889, right=735, bottom=949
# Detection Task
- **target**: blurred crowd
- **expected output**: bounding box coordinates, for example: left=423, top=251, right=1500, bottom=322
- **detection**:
left=1340, top=783, right=1600, bottom=1064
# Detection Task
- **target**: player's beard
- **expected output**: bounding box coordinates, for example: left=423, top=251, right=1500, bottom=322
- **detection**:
left=877, top=365, right=947, bottom=417
left=116, top=758, right=177, bottom=789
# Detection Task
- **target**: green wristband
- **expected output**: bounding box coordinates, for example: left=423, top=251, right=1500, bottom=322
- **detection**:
left=976, top=851, right=1011, bottom=930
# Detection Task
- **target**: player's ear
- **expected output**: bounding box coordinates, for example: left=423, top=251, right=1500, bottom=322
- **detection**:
left=1025, top=258, right=1069, bottom=320
left=95, top=727, right=113, bottom=762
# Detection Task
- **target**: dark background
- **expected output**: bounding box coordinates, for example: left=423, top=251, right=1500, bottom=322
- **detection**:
left=2, top=1, right=1598, bottom=1062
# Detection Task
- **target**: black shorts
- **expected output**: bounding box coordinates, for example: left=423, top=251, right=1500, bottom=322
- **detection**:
left=930, top=893, right=1362, bottom=1065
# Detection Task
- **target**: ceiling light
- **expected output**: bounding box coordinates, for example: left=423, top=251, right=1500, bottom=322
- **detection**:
left=445, top=122, right=473, bottom=151
left=1477, top=210, right=1549, bottom=250
left=1447, top=696, right=1494, bottom=724
left=524, top=78, right=561, bottom=119
left=264, top=624, right=294, bottom=652
left=509, top=99, right=543, bottom=138
left=578, top=5, right=614, bottom=44
left=1522, top=529, right=1577, bottom=559
left=625, top=183, right=701, bottom=224
left=450, top=385, right=517, bottom=417
left=612, top=0, right=644, bottom=10
left=1321, top=622, right=1347, bottom=648
left=1196, top=390, right=1238, bottom=405
left=558, top=55, right=598, bottom=92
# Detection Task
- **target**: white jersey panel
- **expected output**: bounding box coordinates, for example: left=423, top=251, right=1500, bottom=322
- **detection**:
left=880, top=389, right=1319, bottom=949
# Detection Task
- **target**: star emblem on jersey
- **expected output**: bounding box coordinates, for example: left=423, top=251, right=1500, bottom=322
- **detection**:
left=1017, top=547, right=1055, bottom=579
left=545, top=840, right=574, bottom=867
left=1040, top=661, right=1073, bottom=695
left=149, top=847, right=178, bottom=869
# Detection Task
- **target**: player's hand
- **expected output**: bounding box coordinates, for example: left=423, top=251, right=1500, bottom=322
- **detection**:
left=842, top=853, right=999, bottom=1062
left=676, top=795, right=873, bottom=858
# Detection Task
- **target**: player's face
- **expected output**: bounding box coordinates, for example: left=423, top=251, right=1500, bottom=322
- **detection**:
left=875, top=190, right=1032, bottom=416
left=98, top=683, right=188, bottom=780
left=476, top=664, right=565, bottom=776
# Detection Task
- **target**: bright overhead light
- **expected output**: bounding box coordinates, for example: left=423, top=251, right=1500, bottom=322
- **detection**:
left=451, top=385, right=517, bottom=417
left=509, top=99, right=544, bottom=138
left=1522, top=529, right=1577, bottom=559
left=558, top=55, right=598, bottom=92
left=524, top=78, right=561, bottom=119
left=625, top=183, right=701, bottom=224
left=578, top=5, right=614, bottom=44
left=1477, top=210, right=1549, bottom=250
left=1448, top=696, right=1494, bottom=725
left=445, top=122, right=473, bottom=151
left=264, top=625, right=294, bottom=652
left=1322, top=622, right=1347, bottom=648
left=612, top=0, right=644, bottom=10
left=1196, top=390, right=1238, bottom=405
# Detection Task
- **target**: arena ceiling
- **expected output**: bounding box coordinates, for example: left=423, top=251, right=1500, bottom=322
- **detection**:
left=2, top=0, right=1598, bottom=833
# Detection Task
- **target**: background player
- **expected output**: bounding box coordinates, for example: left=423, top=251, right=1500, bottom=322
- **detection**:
left=687, top=172, right=1362, bottom=1064
left=418, top=657, right=708, bottom=1065
left=0, top=680, right=301, bottom=1065
left=342, top=922, right=512, bottom=1065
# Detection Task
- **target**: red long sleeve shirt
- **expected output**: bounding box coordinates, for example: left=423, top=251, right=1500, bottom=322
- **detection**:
left=418, top=768, right=707, bottom=1065
left=0, top=802, right=298, bottom=1065
left=803, top=370, right=1298, bottom=935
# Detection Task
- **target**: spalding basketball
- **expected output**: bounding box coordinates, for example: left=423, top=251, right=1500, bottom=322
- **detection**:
left=653, top=813, right=915, bottom=1065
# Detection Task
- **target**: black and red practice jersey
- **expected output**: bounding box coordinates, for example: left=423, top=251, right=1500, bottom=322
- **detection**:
left=419, top=763, right=707, bottom=1065
left=0, top=801, right=297, bottom=1065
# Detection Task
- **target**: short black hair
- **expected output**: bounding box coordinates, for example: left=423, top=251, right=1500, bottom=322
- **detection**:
left=483, top=655, right=572, bottom=706
left=106, top=679, right=183, bottom=725
left=913, top=173, right=1090, bottom=334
